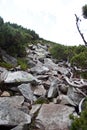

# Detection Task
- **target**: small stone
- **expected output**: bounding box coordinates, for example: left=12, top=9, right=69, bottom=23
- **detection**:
left=59, top=84, right=68, bottom=94
left=34, top=85, right=46, bottom=96
left=1, top=91, right=10, bottom=97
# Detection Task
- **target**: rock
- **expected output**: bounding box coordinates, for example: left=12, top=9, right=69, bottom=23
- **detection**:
left=59, top=84, right=69, bottom=94
left=30, top=104, right=41, bottom=117
left=0, top=96, right=31, bottom=126
left=36, top=75, right=49, bottom=80
left=18, top=84, right=34, bottom=104
left=36, top=104, right=74, bottom=130
left=0, top=96, right=24, bottom=108
left=27, top=59, right=36, bottom=68
left=18, top=105, right=30, bottom=114
left=1, top=49, right=17, bottom=66
left=0, top=106, right=31, bottom=126
left=30, top=65, right=49, bottom=75
left=57, top=66, right=69, bottom=75
left=4, top=71, right=39, bottom=84
left=42, top=80, right=50, bottom=89
left=11, top=124, right=28, bottom=130
left=34, top=85, right=46, bottom=96
left=1, top=91, right=10, bottom=97
left=67, top=87, right=83, bottom=105
left=0, top=68, right=8, bottom=82
left=57, top=94, right=76, bottom=106
left=44, top=58, right=58, bottom=70
left=47, top=78, right=60, bottom=98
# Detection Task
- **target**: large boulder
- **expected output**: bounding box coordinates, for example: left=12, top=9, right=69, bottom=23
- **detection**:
left=44, top=58, right=58, bottom=70
left=36, top=103, right=74, bottom=130
left=0, top=96, right=31, bottom=126
left=4, top=71, right=39, bottom=84
left=30, top=65, right=49, bottom=75
left=0, top=96, right=24, bottom=108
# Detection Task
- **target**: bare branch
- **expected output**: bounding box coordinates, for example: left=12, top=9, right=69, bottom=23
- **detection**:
left=75, top=14, right=87, bottom=46
left=63, top=75, right=87, bottom=88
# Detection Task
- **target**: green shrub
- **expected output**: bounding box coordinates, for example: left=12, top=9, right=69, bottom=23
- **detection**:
left=81, top=72, right=87, bottom=79
left=71, top=52, right=87, bottom=69
left=49, top=44, right=68, bottom=61
left=0, top=61, right=13, bottom=69
left=17, top=58, right=28, bottom=70
left=70, top=98, right=87, bottom=130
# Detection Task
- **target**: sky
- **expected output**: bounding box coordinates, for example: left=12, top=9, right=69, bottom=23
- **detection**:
left=0, top=0, right=87, bottom=46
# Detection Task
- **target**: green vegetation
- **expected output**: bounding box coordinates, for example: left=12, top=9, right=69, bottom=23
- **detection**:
left=50, top=44, right=87, bottom=68
left=0, top=16, right=40, bottom=57
left=82, top=4, right=87, bottom=19
left=70, top=99, right=87, bottom=130
left=0, top=61, right=13, bottom=69
left=17, top=58, right=28, bottom=70
left=34, top=97, right=49, bottom=104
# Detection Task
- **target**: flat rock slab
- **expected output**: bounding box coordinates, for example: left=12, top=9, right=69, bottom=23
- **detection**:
left=0, top=107, right=31, bottom=126
left=36, top=103, right=74, bottom=130
left=0, top=96, right=24, bottom=108
left=4, top=71, right=39, bottom=84
left=0, top=96, right=31, bottom=126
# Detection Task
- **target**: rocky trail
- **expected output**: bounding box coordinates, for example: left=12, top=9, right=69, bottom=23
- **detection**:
left=0, top=43, right=87, bottom=130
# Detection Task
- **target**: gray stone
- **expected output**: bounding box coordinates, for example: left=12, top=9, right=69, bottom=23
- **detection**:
left=44, top=58, right=58, bottom=70
left=59, top=84, right=69, bottom=94
left=47, top=79, right=59, bottom=98
left=57, top=66, right=69, bottom=75
left=1, top=49, right=17, bottom=66
left=36, top=75, right=49, bottom=80
left=36, top=103, right=74, bottom=130
left=57, top=94, right=76, bottom=106
left=0, top=96, right=31, bottom=126
left=30, top=65, right=49, bottom=75
left=0, top=96, right=24, bottom=108
left=67, top=87, right=83, bottom=105
left=0, top=68, right=8, bottom=82
left=34, top=85, right=46, bottom=96
left=4, top=71, right=39, bottom=84
left=18, top=84, right=33, bottom=104
left=27, top=59, right=36, bottom=68
left=0, top=107, right=31, bottom=126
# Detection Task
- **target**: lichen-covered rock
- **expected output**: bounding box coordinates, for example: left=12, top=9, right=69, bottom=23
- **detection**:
left=4, top=71, right=39, bottom=84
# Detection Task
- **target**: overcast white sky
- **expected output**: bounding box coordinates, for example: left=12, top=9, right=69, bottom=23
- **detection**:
left=0, top=0, right=87, bottom=46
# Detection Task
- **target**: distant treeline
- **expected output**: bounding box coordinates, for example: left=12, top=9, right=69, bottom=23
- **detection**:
left=0, top=16, right=40, bottom=57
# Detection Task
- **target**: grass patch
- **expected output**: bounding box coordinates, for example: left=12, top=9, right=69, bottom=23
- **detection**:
left=34, top=97, right=49, bottom=104
left=0, top=61, right=13, bottom=69
left=17, top=58, right=28, bottom=70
